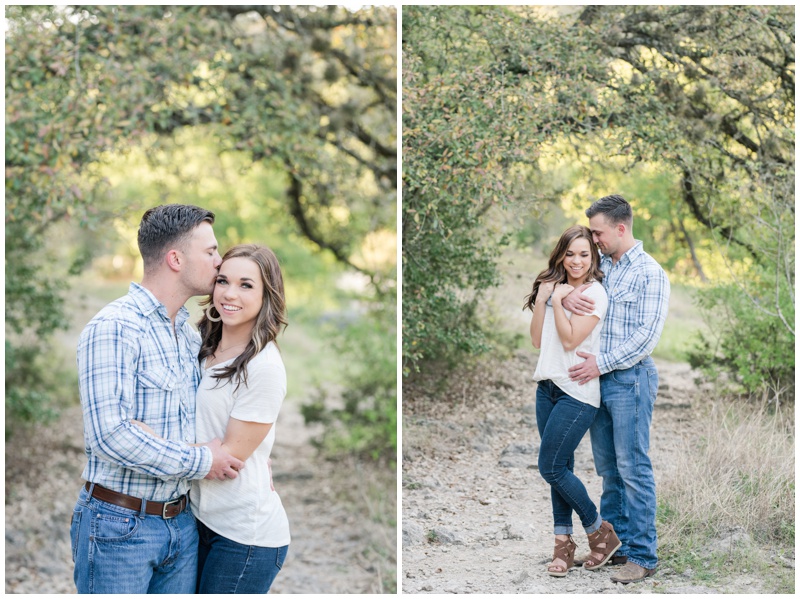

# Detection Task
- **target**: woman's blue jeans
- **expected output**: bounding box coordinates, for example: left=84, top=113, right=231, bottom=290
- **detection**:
left=590, top=357, right=659, bottom=570
left=535, top=379, right=602, bottom=535
left=196, top=518, right=288, bottom=594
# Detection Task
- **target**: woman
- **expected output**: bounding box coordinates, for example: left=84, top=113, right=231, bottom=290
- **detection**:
left=192, top=243, right=290, bottom=593
left=523, top=225, right=620, bottom=577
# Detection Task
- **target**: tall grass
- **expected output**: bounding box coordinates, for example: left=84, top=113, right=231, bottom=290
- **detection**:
left=658, top=395, right=794, bottom=588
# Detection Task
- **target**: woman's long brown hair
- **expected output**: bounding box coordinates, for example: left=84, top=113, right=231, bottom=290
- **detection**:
left=198, top=244, right=287, bottom=390
left=522, top=225, right=603, bottom=311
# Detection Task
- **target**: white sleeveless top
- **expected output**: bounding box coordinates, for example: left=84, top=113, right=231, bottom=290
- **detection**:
left=190, top=342, right=290, bottom=547
left=532, top=281, right=608, bottom=407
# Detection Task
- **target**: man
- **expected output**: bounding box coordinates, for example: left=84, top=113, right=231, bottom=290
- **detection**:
left=563, top=195, right=670, bottom=584
left=70, top=204, right=245, bottom=594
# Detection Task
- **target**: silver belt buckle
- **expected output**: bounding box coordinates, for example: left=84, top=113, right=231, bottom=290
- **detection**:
left=161, top=497, right=182, bottom=519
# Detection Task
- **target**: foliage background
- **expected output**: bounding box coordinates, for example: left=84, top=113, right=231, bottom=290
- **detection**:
left=402, top=5, right=794, bottom=401
left=5, top=5, right=397, bottom=461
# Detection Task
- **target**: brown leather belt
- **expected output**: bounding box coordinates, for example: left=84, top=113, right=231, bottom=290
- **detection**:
left=84, top=482, right=188, bottom=519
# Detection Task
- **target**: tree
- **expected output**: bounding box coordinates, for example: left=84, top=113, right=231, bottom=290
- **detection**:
left=6, top=5, right=397, bottom=428
left=402, top=5, right=794, bottom=397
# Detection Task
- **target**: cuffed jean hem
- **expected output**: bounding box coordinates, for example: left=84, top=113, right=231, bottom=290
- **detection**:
left=554, top=513, right=601, bottom=536
left=584, top=513, right=602, bottom=535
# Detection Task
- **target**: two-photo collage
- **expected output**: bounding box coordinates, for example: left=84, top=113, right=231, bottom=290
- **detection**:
left=5, top=4, right=795, bottom=596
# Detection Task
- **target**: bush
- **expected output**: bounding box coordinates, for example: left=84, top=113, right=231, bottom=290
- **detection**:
left=687, top=277, right=794, bottom=402
left=301, top=306, right=397, bottom=463
left=5, top=341, right=77, bottom=438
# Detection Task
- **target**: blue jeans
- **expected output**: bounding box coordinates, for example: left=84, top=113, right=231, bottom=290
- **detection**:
left=196, top=518, right=288, bottom=594
left=536, top=380, right=602, bottom=535
left=70, top=484, right=198, bottom=593
left=591, top=357, right=659, bottom=569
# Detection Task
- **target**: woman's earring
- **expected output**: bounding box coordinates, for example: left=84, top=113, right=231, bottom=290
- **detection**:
left=205, top=305, right=222, bottom=322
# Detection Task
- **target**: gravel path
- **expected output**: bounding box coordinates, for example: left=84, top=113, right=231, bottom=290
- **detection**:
left=5, top=396, right=395, bottom=594
left=401, top=350, right=777, bottom=594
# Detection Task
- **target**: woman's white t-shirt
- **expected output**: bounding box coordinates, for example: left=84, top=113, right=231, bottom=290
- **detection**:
left=190, top=342, right=290, bottom=547
left=532, top=281, right=609, bottom=407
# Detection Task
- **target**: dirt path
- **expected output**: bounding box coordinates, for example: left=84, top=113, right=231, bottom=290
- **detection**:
left=401, top=350, right=772, bottom=594
left=4, top=396, right=394, bottom=594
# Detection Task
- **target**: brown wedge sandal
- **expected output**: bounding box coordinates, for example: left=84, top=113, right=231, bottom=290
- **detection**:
left=574, top=553, right=627, bottom=567
left=547, top=535, right=577, bottom=577
left=583, top=521, right=622, bottom=571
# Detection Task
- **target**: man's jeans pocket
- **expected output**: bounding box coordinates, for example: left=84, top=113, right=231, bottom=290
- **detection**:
left=92, top=512, right=141, bottom=543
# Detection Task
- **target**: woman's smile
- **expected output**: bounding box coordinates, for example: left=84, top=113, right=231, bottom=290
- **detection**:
left=564, top=237, right=593, bottom=285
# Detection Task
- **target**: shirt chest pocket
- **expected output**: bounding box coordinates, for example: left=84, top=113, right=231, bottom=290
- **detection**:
left=128, top=367, right=180, bottom=424
left=136, top=366, right=179, bottom=393
left=609, top=282, right=641, bottom=305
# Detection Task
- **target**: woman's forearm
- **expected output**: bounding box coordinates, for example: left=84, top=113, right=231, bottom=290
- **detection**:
left=553, top=299, right=599, bottom=351
left=530, top=300, right=547, bottom=348
left=552, top=301, right=578, bottom=351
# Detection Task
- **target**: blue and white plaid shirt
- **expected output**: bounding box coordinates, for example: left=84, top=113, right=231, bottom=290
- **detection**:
left=78, top=283, right=212, bottom=502
left=597, top=241, right=670, bottom=375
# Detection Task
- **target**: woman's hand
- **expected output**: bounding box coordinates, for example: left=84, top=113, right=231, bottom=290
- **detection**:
left=538, top=281, right=556, bottom=301
left=551, top=283, right=575, bottom=302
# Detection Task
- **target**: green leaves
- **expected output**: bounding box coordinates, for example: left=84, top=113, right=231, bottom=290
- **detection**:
left=402, top=5, right=794, bottom=389
left=6, top=6, right=398, bottom=435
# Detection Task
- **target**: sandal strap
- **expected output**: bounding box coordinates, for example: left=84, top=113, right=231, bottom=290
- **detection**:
left=585, top=521, right=620, bottom=565
left=588, top=522, right=614, bottom=550
left=551, top=536, right=577, bottom=568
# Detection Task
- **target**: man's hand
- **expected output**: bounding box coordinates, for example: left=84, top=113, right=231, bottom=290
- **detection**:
left=568, top=351, right=601, bottom=385
left=561, top=282, right=595, bottom=315
left=203, top=438, right=245, bottom=481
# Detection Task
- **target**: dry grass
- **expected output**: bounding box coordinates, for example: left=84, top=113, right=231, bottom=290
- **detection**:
left=659, top=398, right=795, bottom=556
left=334, top=455, right=398, bottom=593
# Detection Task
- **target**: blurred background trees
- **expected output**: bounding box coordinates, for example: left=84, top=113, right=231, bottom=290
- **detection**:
left=402, top=5, right=794, bottom=402
left=6, top=5, right=397, bottom=459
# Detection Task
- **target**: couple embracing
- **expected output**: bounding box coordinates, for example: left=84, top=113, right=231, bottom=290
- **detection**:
left=70, top=204, right=289, bottom=594
left=524, top=195, right=670, bottom=584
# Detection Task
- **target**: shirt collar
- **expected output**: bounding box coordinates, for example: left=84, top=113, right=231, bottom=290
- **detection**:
left=601, top=240, right=644, bottom=267
left=128, top=282, right=190, bottom=327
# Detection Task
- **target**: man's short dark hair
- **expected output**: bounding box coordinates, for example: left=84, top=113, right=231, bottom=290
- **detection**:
left=137, top=204, right=215, bottom=269
left=586, top=194, right=633, bottom=227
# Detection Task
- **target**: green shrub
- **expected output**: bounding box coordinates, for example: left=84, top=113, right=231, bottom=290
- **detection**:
left=5, top=341, right=77, bottom=438
left=301, top=306, right=397, bottom=463
left=688, top=276, right=794, bottom=401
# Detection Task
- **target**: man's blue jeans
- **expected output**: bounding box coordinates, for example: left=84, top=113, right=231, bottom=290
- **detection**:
left=591, top=357, right=659, bottom=570
left=196, top=518, right=288, bottom=594
left=70, top=484, right=199, bottom=593
left=536, top=379, right=602, bottom=536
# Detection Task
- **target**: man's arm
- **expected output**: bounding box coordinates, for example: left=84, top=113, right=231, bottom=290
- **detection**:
left=561, top=282, right=595, bottom=315
left=130, top=420, right=244, bottom=480
left=79, top=320, right=213, bottom=480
